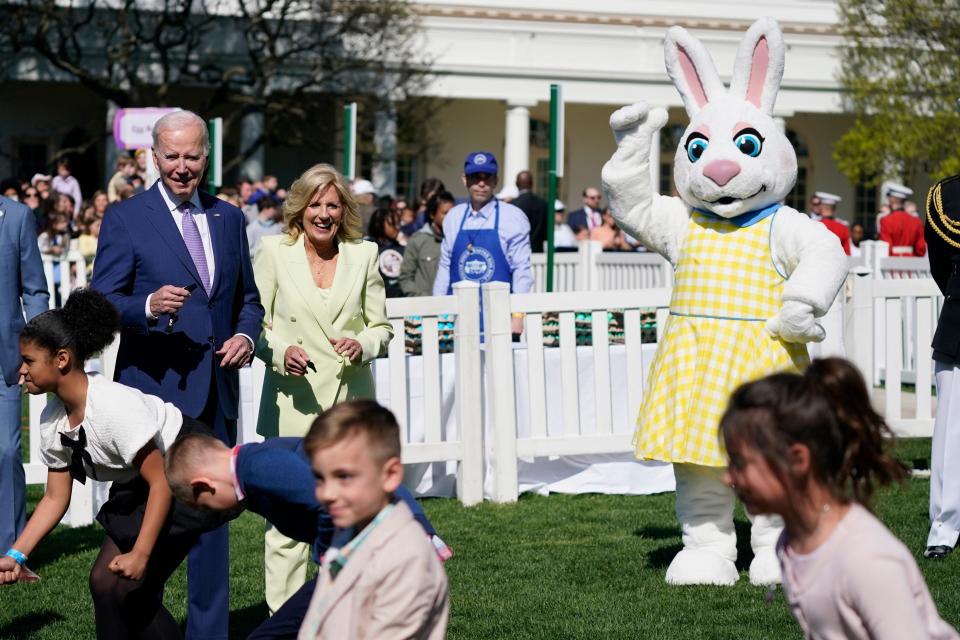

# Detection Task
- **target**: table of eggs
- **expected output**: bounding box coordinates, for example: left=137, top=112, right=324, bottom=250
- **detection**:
left=402, top=310, right=658, bottom=355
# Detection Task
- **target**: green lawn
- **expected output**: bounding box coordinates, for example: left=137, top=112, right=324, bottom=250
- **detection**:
left=2, top=436, right=956, bottom=639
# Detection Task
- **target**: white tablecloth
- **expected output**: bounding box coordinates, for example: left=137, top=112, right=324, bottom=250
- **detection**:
left=372, top=343, right=675, bottom=498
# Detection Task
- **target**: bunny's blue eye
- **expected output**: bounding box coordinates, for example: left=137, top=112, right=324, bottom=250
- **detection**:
left=685, top=134, right=709, bottom=163
left=734, top=129, right=764, bottom=158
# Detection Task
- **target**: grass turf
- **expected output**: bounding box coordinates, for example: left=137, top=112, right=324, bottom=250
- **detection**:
left=2, top=438, right=957, bottom=639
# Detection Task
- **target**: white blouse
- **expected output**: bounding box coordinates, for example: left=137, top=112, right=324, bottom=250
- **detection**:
left=40, top=372, right=183, bottom=482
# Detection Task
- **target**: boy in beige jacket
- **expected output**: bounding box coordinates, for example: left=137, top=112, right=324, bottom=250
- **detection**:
left=298, top=401, right=449, bottom=640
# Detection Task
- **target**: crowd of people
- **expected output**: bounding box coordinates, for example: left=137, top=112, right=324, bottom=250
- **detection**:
left=2, top=149, right=929, bottom=318
left=0, top=106, right=954, bottom=640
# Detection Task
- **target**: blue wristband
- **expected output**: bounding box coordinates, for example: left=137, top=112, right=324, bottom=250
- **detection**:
left=5, top=548, right=26, bottom=565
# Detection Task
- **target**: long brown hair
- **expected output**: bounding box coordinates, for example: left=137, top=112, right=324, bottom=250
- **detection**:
left=719, top=358, right=906, bottom=508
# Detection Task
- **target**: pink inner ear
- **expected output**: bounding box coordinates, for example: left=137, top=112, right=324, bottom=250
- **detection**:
left=678, top=45, right=708, bottom=109
left=746, top=37, right=769, bottom=109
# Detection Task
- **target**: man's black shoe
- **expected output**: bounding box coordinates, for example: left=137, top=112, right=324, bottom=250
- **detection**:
left=923, top=545, right=953, bottom=560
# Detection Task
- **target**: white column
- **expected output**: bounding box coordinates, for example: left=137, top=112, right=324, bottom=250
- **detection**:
left=240, top=110, right=265, bottom=182
left=503, top=100, right=536, bottom=186
left=649, top=120, right=662, bottom=195
left=372, top=101, right=398, bottom=197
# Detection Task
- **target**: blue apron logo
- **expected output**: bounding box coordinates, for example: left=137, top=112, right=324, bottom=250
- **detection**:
left=457, top=247, right=496, bottom=283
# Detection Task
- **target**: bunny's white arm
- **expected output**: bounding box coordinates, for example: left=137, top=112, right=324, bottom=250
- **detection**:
left=767, top=206, right=848, bottom=343
left=601, top=103, right=690, bottom=264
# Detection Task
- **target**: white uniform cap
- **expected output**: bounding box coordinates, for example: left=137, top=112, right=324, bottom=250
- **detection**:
left=814, top=191, right=842, bottom=205
left=885, top=182, right=913, bottom=199
left=554, top=199, right=566, bottom=211
left=351, top=179, right=376, bottom=196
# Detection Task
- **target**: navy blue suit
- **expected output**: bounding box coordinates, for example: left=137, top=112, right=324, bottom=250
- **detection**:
left=0, top=196, right=49, bottom=553
left=567, top=207, right=599, bottom=234
left=236, top=438, right=436, bottom=639
left=92, top=182, right=264, bottom=640
left=235, top=438, right=333, bottom=554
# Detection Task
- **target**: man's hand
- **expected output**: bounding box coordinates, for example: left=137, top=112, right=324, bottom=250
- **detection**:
left=109, top=550, right=148, bottom=581
left=149, top=285, right=192, bottom=316
left=0, top=556, right=21, bottom=585
left=284, top=346, right=311, bottom=376
left=217, top=335, right=253, bottom=369
left=330, top=337, right=363, bottom=363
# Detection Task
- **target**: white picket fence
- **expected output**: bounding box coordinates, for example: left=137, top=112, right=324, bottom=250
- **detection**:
left=22, top=255, right=942, bottom=522
left=530, top=241, right=672, bottom=292
left=481, top=282, right=672, bottom=501
left=845, top=274, right=940, bottom=437
left=42, top=252, right=88, bottom=308
left=531, top=239, right=930, bottom=294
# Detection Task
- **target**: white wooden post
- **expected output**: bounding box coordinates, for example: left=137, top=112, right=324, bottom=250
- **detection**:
left=238, top=360, right=266, bottom=445
left=576, top=240, right=601, bottom=291
left=42, top=258, right=56, bottom=309
left=482, top=282, right=519, bottom=503
left=846, top=271, right=874, bottom=384
left=72, top=252, right=88, bottom=289
left=660, top=258, right=674, bottom=289
left=58, top=258, right=71, bottom=305
left=812, top=289, right=846, bottom=359
left=453, top=282, right=483, bottom=505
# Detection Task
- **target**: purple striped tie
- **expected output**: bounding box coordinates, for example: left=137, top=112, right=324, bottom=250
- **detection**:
left=179, top=201, right=210, bottom=293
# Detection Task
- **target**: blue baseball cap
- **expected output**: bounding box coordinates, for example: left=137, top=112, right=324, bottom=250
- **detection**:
left=464, top=151, right=498, bottom=176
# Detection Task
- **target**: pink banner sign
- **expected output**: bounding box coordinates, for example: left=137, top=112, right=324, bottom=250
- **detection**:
left=113, top=107, right=180, bottom=150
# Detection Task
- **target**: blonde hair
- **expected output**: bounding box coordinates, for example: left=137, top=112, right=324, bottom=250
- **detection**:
left=304, top=400, right=401, bottom=465
left=282, top=163, right=362, bottom=244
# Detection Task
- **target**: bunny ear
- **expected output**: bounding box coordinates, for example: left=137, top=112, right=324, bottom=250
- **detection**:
left=664, top=26, right=724, bottom=117
left=729, top=17, right=786, bottom=114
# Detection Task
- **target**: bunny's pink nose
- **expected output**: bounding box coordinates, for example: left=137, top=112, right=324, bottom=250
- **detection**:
left=703, top=159, right=741, bottom=187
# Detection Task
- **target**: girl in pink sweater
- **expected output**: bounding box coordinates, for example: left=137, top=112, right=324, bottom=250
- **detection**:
left=719, top=358, right=958, bottom=640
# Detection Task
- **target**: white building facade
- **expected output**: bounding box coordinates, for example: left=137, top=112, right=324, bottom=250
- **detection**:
left=407, top=0, right=917, bottom=226
left=0, top=1, right=930, bottom=227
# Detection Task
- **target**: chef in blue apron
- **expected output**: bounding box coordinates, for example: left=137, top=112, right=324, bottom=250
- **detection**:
left=433, top=151, right=533, bottom=336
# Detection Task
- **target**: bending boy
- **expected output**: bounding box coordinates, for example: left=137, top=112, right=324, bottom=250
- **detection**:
left=166, top=430, right=446, bottom=639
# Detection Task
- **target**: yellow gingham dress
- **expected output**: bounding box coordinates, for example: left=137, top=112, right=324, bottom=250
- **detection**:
left=634, top=208, right=809, bottom=467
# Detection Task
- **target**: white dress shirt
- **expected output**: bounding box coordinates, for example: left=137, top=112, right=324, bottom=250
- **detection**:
left=145, top=183, right=215, bottom=319
left=142, top=182, right=254, bottom=349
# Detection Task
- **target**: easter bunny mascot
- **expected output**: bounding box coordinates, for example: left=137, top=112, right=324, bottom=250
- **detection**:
left=601, top=17, right=848, bottom=586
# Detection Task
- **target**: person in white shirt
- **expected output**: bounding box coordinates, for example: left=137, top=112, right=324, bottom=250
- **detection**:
left=553, top=200, right=577, bottom=249
left=0, top=289, right=222, bottom=639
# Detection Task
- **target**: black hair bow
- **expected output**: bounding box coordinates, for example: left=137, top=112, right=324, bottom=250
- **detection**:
left=60, top=426, right=97, bottom=484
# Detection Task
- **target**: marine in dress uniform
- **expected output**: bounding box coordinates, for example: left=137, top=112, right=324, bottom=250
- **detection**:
left=813, top=191, right=850, bottom=255
left=879, top=182, right=927, bottom=256
left=923, top=176, right=960, bottom=560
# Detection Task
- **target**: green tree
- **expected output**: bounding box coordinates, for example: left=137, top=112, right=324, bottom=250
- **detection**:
left=834, top=0, right=960, bottom=186
left=0, top=0, right=438, bottom=177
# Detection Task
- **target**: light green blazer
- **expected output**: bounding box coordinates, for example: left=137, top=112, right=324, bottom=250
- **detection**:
left=253, top=234, right=394, bottom=437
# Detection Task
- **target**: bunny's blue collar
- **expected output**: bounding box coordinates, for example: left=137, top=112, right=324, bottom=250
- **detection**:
left=694, top=202, right=782, bottom=228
